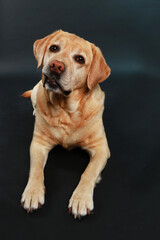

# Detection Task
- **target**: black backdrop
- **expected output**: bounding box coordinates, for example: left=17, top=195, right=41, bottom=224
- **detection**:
left=1, top=0, right=160, bottom=239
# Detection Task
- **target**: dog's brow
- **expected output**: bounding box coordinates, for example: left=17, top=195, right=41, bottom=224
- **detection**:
left=72, top=49, right=87, bottom=59
left=50, top=40, right=61, bottom=45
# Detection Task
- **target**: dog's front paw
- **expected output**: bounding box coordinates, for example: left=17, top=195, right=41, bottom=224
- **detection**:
left=21, top=182, right=45, bottom=213
left=68, top=187, right=94, bottom=219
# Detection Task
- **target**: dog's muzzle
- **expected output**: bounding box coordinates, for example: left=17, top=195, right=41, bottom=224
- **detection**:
left=43, top=74, right=71, bottom=96
left=43, top=60, right=71, bottom=96
left=43, top=75, right=59, bottom=88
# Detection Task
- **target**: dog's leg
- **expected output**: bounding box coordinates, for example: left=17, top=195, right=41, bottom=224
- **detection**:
left=68, top=136, right=110, bottom=218
left=21, top=136, right=53, bottom=212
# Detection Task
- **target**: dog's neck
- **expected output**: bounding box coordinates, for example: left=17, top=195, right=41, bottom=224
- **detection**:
left=45, top=86, right=91, bottom=113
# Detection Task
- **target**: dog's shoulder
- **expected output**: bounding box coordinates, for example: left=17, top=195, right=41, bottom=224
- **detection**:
left=31, top=81, right=42, bottom=115
left=92, top=84, right=105, bottom=103
left=86, top=84, right=105, bottom=112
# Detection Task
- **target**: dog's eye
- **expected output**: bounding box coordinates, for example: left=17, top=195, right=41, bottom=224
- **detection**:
left=49, top=45, right=59, bottom=52
left=74, top=55, right=85, bottom=64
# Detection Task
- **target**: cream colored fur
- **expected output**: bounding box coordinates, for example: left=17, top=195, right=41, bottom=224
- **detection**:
left=21, top=30, right=111, bottom=218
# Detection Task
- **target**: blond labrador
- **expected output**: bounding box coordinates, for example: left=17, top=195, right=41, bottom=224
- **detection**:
left=21, top=30, right=111, bottom=218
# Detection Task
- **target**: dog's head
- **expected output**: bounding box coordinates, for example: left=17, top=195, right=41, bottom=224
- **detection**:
left=34, top=30, right=111, bottom=96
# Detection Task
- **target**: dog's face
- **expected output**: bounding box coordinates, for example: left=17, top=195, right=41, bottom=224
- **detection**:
left=34, top=30, right=111, bottom=96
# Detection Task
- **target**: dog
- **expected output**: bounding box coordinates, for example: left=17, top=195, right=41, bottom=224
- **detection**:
left=21, top=30, right=111, bottom=218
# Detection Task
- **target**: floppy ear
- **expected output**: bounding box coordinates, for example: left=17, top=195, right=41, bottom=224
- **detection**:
left=87, top=44, right=111, bottom=90
left=33, top=30, right=62, bottom=68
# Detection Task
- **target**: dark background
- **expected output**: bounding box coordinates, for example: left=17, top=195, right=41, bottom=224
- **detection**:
left=1, top=0, right=160, bottom=239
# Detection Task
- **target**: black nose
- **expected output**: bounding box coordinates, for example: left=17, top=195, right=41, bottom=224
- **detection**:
left=50, top=60, right=65, bottom=75
left=63, top=90, right=71, bottom=96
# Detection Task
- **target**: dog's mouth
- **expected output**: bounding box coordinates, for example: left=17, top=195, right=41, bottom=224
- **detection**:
left=43, top=75, right=71, bottom=96
left=43, top=75, right=60, bottom=89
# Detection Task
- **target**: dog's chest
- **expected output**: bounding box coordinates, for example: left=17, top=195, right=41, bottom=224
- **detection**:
left=35, top=83, right=104, bottom=148
left=41, top=104, right=85, bottom=147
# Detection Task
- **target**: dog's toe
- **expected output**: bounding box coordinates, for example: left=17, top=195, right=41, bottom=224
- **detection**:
left=68, top=189, right=94, bottom=219
left=21, top=183, right=45, bottom=213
